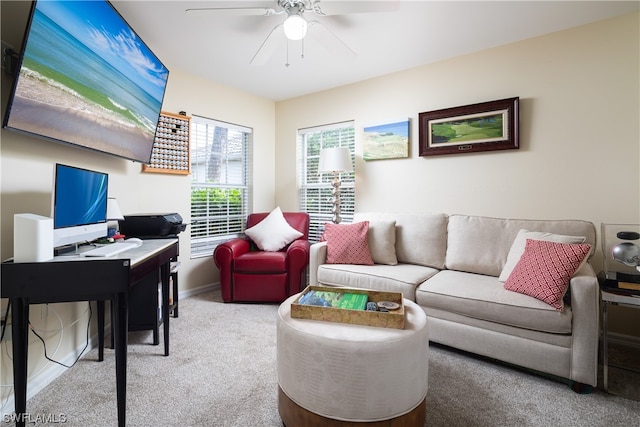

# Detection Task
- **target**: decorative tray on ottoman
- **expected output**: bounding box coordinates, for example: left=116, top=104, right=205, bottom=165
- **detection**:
left=291, top=285, right=405, bottom=329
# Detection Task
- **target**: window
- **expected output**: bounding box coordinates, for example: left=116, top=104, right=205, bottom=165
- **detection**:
left=298, top=121, right=355, bottom=243
left=190, top=115, right=252, bottom=258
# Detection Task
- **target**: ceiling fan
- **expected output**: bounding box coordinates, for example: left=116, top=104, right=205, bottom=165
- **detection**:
left=185, top=1, right=399, bottom=66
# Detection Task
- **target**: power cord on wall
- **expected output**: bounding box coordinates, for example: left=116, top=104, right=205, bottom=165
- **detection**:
left=0, top=301, right=93, bottom=412
left=28, top=302, right=92, bottom=369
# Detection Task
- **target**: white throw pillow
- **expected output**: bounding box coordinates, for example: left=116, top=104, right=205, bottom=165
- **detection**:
left=367, top=220, right=398, bottom=265
left=498, top=229, right=587, bottom=282
left=244, top=207, right=303, bottom=252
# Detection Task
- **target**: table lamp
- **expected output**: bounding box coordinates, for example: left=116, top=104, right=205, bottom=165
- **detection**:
left=106, top=197, right=124, bottom=237
left=319, top=147, right=353, bottom=224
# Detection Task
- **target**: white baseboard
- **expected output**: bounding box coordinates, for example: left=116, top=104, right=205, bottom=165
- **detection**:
left=178, top=282, right=217, bottom=300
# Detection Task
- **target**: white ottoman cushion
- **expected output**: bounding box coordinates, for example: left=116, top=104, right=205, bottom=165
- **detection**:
left=277, top=296, right=429, bottom=422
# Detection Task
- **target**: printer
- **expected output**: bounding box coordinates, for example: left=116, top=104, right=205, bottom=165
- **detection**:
left=118, top=213, right=186, bottom=239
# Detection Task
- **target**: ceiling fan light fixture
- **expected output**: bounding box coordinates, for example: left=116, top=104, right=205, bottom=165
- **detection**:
left=283, top=13, right=308, bottom=40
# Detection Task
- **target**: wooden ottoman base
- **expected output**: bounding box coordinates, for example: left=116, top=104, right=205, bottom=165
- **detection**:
left=278, top=386, right=426, bottom=427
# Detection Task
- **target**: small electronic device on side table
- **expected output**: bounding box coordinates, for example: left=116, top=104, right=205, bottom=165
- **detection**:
left=598, top=223, right=640, bottom=391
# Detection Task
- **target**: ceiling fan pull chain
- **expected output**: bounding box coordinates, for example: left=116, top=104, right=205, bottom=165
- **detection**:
left=285, top=39, right=290, bottom=67
left=301, top=38, right=305, bottom=60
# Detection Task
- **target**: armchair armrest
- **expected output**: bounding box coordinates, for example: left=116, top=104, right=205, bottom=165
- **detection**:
left=309, top=241, right=328, bottom=286
left=213, top=238, right=251, bottom=268
left=287, top=239, right=311, bottom=295
left=567, top=261, right=599, bottom=386
left=287, top=239, right=311, bottom=271
left=213, top=238, right=251, bottom=302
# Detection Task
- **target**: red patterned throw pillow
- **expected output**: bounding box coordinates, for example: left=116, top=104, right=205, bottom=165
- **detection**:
left=323, top=221, right=374, bottom=265
left=504, top=239, right=591, bottom=311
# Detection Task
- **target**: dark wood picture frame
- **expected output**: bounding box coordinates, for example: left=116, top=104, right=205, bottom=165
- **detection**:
left=419, top=97, right=519, bottom=157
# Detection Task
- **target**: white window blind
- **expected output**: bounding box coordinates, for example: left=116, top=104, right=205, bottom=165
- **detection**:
left=190, top=115, right=252, bottom=258
left=298, top=121, right=355, bottom=243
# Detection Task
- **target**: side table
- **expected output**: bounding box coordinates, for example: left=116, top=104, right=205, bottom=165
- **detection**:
left=600, top=289, right=640, bottom=391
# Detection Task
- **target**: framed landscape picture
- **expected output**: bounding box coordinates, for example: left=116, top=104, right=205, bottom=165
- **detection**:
left=419, top=97, right=519, bottom=157
left=363, top=120, right=410, bottom=161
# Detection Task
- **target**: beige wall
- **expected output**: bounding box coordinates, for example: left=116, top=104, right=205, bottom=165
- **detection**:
left=0, top=1, right=276, bottom=408
left=275, top=13, right=640, bottom=335
left=276, top=12, right=639, bottom=226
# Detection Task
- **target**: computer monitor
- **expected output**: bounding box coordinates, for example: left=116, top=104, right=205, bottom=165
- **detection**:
left=52, top=163, right=108, bottom=248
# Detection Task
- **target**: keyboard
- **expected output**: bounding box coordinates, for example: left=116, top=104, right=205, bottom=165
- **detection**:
left=82, top=242, right=139, bottom=257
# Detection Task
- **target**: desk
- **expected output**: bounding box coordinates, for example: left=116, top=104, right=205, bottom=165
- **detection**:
left=601, top=289, right=640, bottom=391
left=1, top=238, right=178, bottom=427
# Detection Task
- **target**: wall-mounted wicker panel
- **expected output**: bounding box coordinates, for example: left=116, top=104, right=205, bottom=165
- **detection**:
left=142, top=111, right=190, bottom=175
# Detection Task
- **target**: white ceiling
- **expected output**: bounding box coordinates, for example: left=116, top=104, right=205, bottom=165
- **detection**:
left=111, top=1, right=639, bottom=102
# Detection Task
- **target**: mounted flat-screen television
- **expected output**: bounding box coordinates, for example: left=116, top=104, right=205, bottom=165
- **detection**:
left=2, top=0, right=169, bottom=163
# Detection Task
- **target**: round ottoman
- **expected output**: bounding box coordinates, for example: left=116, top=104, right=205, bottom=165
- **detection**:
left=277, top=294, right=429, bottom=426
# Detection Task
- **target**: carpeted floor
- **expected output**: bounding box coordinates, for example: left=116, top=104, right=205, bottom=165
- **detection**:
left=1, top=290, right=639, bottom=426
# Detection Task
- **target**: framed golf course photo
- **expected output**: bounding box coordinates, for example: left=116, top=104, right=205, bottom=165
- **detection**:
left=419, top=97, right=519, bottom=156
left=363, top=119, right=410, bottom=161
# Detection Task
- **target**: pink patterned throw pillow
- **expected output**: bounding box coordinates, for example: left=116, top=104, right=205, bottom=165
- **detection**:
left=504, top=239, right=591, bottom=311
left=323, top=221, right=374, bottom=265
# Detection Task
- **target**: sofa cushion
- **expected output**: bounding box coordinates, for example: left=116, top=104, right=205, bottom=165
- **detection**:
left=366, top=220, right=398, bottom=265
left=446, top=215, right=596, bottom=277
left=323, top=221, right=374, bottom=265
left=504, top=239, right=591, bottom=311
left=416, top=270, right=572, bottom=334
left=317, top=263, right=440, bottom=301
left=424, top=307, right=572, bottom=348
left=498, top=229, right=586, bottom=282
left=354, top=212, right=448, bottom=268
left=244, top=206, right=303, bottom=251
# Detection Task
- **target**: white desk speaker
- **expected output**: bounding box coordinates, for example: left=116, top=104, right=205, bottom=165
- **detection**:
left=14, top=213, right=54, bottom=262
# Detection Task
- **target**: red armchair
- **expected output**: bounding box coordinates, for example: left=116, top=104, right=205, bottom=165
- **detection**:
left=213, top=212, right=310, bottom=303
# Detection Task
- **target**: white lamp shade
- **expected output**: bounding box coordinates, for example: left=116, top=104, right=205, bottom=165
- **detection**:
left=283, top=14, right=308, bottom=40
left=107, top=197, right=125, bottom=221
left=319, top=147, right=353, bottom=173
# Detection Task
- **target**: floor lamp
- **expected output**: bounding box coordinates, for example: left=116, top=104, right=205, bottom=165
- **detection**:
left=319, top=147, right=353, bottom=224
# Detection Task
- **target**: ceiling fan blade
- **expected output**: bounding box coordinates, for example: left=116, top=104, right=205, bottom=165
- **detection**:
left=185, top=7, right=279, bottom=16
left=310, top=0, right=400, bottom=16
left=307, top=20, right=356, bottom=61
left=250, top=24, right=285, bottom=65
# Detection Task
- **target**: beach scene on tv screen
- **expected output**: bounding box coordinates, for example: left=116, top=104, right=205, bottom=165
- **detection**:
left=6, top=1, right=169, bottom=162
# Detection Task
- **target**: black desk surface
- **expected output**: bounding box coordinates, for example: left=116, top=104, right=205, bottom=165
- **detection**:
left=2, top=238, right=178, bottom=296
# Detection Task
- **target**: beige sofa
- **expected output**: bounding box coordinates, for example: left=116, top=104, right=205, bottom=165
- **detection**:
left=309, top=213, right=599, bottom=389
